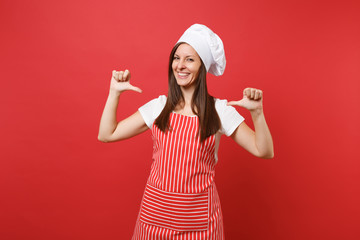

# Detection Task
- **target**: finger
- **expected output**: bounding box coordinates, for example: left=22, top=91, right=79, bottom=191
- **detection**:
left=112, top=70, right=118, bottom=81
left=254, top=90, right=261, bottom=100
left=243, top=88, right=251, bottom=98
left=115, top=71, right=121, bottom=81
left=118, top=71, right=124, bottom=82
left=258, top=90, right=263, bottom=100
left=114, top=71, right=119, bottom=82
left=123, top=69, right=130, bottom=81
left=250, top=88, right=256, bottom=99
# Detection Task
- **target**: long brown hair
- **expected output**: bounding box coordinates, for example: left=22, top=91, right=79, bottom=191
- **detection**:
left=154, top=42, right=221, bottom=142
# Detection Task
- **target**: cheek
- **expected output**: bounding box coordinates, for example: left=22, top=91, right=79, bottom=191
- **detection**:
left=172, top=62, right=177, bottom=72
left=192, top=65, right=201, bottom=77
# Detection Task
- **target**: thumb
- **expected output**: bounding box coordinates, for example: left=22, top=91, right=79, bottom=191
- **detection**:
left=129, top=85, right=143, bottom=93
left=227, top=101, right=239, bottom=106
left=236, top=98, right=247, bottom=108
left=228, top=99, right=247, bottom=108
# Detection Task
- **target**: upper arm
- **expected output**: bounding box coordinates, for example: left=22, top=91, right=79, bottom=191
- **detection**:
left=104, top=110, right=149, bottom=142
left=101, top=95, right=166, bottom=142
left=230, top=122, right=260, bottom=157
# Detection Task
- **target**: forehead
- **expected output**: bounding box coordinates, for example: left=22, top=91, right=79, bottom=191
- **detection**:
left=175, top=43, right=200, bottom=57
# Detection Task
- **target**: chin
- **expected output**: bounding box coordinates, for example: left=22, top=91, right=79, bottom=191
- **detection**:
left=176, top=78, right=195, bottom=87
left=177, top=81, right=191, bottom=88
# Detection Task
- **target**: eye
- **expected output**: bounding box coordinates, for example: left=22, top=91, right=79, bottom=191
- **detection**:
left=173, top=56, right=180, bottom=60
left=186, top=58, right=194, bottom=62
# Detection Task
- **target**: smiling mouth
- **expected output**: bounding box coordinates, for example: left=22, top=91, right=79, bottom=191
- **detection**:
left=177, top=72, right=190, bottom=78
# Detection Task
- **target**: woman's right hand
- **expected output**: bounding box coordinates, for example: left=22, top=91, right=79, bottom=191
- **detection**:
left=110, top=69, right=142, bottom=93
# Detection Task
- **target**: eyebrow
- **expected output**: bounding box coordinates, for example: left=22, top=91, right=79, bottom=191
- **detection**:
left=174, top=54, right=195, bottom=58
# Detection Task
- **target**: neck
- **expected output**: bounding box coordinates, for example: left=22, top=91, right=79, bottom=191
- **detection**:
left=180, top=85, right=195, bottom=105
left=175, top=85, right=196, bottom=115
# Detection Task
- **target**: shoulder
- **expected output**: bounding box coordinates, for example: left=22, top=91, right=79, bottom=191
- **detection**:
left=138, top=95, right=167, bottom=128
left=155, top=95, right=167, bottom=106
left=214, top=98, right=227, bottom=107
left=141, top=95, right=167, bottom=109
left=214, top=97, right=240, bottom=118
left=214, top=97, right=245, bottom=136
left=214, top=98, right=232, bottom=113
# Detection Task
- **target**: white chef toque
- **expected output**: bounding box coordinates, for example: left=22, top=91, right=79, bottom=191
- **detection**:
left=177, top=24, right=226, bottom=76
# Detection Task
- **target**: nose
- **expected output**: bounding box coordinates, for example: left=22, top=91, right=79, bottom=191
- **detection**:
left=176, top=59, right=186, bottom=70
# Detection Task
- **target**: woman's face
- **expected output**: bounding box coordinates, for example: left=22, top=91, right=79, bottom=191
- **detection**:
left=172, top=43, right=202, bottom=89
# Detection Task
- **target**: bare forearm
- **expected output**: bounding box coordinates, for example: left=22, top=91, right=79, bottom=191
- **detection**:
left=250, top=109, right=274, bottom=158
left=98, top=90, right=121, bottom=141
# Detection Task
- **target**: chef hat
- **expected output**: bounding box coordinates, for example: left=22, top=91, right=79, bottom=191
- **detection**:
left=177, top=24, right=226, bottom=76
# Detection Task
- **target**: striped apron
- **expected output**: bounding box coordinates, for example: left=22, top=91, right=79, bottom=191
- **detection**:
left=132, top=112, right=224, bottom=239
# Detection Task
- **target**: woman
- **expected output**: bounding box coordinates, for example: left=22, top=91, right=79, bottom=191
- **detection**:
left=98, top=24, right=274, bottom=239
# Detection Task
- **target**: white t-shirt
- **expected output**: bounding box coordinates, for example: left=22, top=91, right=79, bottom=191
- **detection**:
left=138, top=95, right=244, bottom=136
left=138, top=95, right=244, bottom=163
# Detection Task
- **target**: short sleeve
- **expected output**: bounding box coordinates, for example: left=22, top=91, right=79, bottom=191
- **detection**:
left=138, top=95, right=167, bottom=128
left=215, top=99, right=245, bottom=136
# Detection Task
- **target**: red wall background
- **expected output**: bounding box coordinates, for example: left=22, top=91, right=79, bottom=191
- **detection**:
left=1, top=0, right=359, bottom=239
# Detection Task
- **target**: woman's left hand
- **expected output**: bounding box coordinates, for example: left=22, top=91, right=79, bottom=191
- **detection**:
left=227, top=88, right=263, bottom=112
left=228, top=87, right=274, bottom=158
